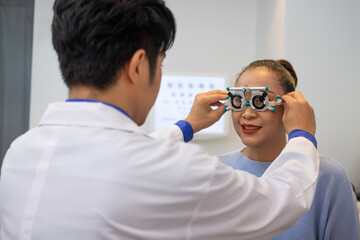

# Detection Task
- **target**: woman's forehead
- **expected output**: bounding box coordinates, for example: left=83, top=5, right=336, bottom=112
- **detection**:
left=237, top=69, right=284, bottom=94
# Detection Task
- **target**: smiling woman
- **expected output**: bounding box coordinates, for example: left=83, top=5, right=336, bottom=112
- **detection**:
left=230, top=61, right=289, bottom=158
left=219, top=59, right=360, bottom=239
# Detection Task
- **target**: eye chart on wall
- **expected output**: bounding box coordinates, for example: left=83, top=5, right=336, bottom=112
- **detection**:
left=154, top=75, right=228, bottom=139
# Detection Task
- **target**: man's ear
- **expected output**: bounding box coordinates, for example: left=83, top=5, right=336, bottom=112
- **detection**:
left=127, top=49, right=147, bottom=85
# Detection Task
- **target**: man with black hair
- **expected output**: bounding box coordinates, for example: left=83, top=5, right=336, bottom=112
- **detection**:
left=0, top=0, right=319, bottom=239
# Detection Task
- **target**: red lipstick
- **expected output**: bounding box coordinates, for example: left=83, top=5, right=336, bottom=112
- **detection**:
left=241, top=124, right=261, bottom=134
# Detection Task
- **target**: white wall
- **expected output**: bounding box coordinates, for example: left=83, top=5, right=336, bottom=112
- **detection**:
left=256, top=0, right=285, bottom=58
left=30, top=0, right=360, bottom=190
left=231, top=0, right=360, bottom=190
left=283, top=1, right=360, bottom=191
left=30, top=0, right=67, bottom=128
left=157, top=0, right=257, bottom=154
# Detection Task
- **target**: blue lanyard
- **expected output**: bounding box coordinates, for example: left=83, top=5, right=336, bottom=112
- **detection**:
left=66, top=99, right=131, bottom=119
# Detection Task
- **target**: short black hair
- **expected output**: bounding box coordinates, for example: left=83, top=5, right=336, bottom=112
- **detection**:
left=52, top=0, right=176, bottom=89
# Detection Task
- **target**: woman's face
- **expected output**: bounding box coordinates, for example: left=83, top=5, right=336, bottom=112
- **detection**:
left=231, top=68, right=286, bottom=149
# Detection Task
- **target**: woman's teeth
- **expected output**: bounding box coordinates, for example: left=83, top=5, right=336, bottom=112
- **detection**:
left=243, top=126, right=261, bottom=130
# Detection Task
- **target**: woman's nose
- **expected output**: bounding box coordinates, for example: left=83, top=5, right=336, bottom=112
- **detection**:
left=242, top=104, right=257, bottom=119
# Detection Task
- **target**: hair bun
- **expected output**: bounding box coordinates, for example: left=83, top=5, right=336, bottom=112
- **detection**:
left=276, top=59, right=298, bottom=87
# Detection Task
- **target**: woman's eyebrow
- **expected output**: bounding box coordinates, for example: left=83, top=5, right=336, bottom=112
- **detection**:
left=265, top=90, right=281, bottom=99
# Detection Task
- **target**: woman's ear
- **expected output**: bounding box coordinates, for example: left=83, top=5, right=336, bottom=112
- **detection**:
left=127, top=49, right=147, bottom=85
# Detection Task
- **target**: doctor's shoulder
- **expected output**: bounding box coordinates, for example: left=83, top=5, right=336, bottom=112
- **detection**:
left=143, top=132, right=217, bottom=165
left=138, top=132, right=219, bottom=175
left=2, top=127, right=38, bottom=159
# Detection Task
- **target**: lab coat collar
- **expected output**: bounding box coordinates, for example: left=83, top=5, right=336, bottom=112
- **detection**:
left=38, top=102, right=144, bottom=134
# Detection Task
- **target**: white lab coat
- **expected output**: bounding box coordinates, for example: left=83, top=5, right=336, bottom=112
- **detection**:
left=0, top=101, right=319, bottom=240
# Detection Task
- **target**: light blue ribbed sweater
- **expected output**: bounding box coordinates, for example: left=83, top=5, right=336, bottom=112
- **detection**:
left=218, top=151, right=360, bottom=240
